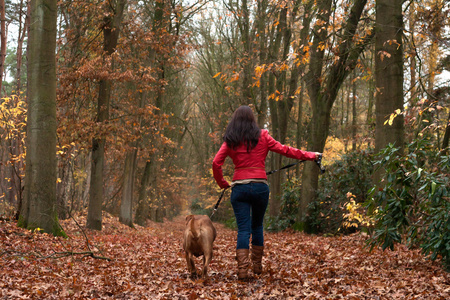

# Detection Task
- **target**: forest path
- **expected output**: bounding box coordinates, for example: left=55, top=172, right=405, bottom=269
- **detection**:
left=1, top=213, right=449, bottom=299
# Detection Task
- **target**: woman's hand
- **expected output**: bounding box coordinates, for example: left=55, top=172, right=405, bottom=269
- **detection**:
left=315, top=152, right=322, bottom=160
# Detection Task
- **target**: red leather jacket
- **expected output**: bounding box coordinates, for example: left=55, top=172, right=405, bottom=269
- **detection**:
left=212, top=129, right=317, bottom=189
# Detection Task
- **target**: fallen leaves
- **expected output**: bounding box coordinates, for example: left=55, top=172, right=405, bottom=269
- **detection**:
left=1, top=212, right=449, bottom=299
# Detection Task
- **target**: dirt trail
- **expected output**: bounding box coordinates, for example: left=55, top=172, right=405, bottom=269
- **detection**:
left=1, top=213, right=449, bottom=299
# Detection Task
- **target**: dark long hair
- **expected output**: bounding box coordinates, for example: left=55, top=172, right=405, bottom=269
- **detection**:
left=223, top=106, right=261, bottom=151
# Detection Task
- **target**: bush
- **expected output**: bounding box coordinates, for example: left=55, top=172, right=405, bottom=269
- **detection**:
left=366, top=140, right=450, bottom=271
left=306, top=150, right=374, bottom=234
left=265, top=177, right=302, bottom=232
left=189, top=194, right=235, bottom=226
left=189, top=198, right=209, bottom=215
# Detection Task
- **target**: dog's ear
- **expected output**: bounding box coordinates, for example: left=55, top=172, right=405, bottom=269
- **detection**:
left=186, top=215, right=194, bottom=224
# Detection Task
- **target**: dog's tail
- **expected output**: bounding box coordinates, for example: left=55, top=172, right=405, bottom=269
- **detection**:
left=189, top=216, right=199, bottom=240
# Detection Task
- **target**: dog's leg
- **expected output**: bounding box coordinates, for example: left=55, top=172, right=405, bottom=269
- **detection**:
left=202, top=250, right=213, bottom=278
left=186, top=252, right=197, bottom=278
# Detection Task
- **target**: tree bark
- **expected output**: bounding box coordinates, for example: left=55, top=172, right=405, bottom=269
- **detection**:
left=19, top=0, right=63, bottom=236
left=0, top=0, right=7, bottom=96
left=16, top=0, right=30, bottom=94
left=120, top=88, right=145, bottom=227
left=367, top=50, right=375, bottom=148
left=440, top=111, right=450, bottom=154
left=87, top=0, right=127, bottom=230
left=345, top=82, right=350, bottom=151
left=119, top=148, right=137, bottom=227
left=267, top=6, right=288, bottom=217
left=11, top=0, right=29, bottom=214
left=374, top=0, right=404, bottom=160
left=134, top=160, right=152, bottom=226
left=256, top=0, right=268, bottom=128
left=298, top=0, right=333, bottom=227
left=240, top=0, right=252, bottom=104
left=295, top=81, right=304, bottom=178
left=352, top=71, right=357, bottom=151
left=408, top=2, right=417, bottom=107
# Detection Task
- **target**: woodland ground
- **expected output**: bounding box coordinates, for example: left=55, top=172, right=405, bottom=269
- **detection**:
left=1, top=212, right=449, bottom=299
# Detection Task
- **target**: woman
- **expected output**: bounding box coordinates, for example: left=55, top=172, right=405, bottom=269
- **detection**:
left=212, top=106, right=321, bottom=280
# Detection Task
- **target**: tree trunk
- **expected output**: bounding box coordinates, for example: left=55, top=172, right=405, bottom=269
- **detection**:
left=352, top=71, right=357, bottom=151
left=0, top=0, right=7, bottom=96
left=240, top=0, right=252, bottom=104
left=133, top=0, right=167, bottom=225
left=293, top=1, right=314, bottom=179
left=134, top=160, right=152, bottom=226
left=256, top=0, right=268, bottom=128
left=19, top=0, right=64, bottom=236
left=119, top=148, right=137, bottom=227
left=340, top=88, right=345, bottom=146
left=367, top=50, right=375, bottom=148
left=408, top=2, right=417, bottom=107
left=267, top=6, right=288, bottom=217
left=374, top=0, right=404, bottom=160
left=299, top=0, right=370, bottom=228
left=120, top=88, right=145, bottom=227
left=345, top=82, right=350, bottom=152
left=56, top=162, right=70, bottom=220
left=440, top=111, right=450, bottom=154
left=298, top=0, right=333, bottom=227
left=10, top=0, right=29, bottom=215
left=86, top=93, right=108, bottom=230
left=295, top=81, right=304, bottom=177
left=16, top=0, right=30, bottom=94
left=82, top=152, right=91, bottom=209
left=86, top=0, right=127, bottom=230
left=146, top=143, right=162, bottom=223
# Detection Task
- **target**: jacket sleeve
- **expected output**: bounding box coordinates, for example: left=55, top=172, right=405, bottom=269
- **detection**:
left=212, top=142, right=231, bottom=189
left=266, top=132, right=316, bottom=161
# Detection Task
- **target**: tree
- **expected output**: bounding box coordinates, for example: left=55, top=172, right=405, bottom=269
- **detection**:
left=0, top=0, right=6, bottom=95
left=264, top=1, right=313, bottom=217
left=86, top=0, right=127, bottom=230
left=15, top=0, right=30, bottom=94
left=374, top=0, right=404, bottom=160
left=119, top=146, right=137, bottom=227
left=298, top=0, right=373, bottom=228
left=18, top=0, right=64, bottom=236
left=351, top=71, right=357, bottom=151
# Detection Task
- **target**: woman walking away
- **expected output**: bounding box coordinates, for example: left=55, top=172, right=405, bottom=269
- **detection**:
left=212, top=105, right=321, bottom=280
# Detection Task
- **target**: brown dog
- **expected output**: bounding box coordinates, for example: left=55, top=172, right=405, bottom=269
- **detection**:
left=183, top=215, right=216, bottom=278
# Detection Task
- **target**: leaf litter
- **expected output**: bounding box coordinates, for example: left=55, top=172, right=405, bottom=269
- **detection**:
left=0, top=212, right=449, bottom=299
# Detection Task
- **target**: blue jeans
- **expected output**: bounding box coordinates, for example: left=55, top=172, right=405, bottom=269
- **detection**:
left=230, top=182, right=269, bottom=249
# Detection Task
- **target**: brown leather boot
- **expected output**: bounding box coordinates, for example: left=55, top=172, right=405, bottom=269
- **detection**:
left=251, top=245, right=264, bottom=274
left=236, top=249, right=250, bottom=280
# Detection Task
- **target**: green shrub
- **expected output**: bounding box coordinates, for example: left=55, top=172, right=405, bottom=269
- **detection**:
left=265, top=177, right=302, bottom=232
left=189, top=198, right=209, bottom=215
left=223, top=215, right=237, bottom=230
left=306, top=150, right=374, bottom=234
left=366, top=140, right=450, bottom=271
left=189, top=194, right=234, bottom=226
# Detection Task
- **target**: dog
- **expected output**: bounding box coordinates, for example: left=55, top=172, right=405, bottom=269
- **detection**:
left=183, top=215, right=216, bottom=278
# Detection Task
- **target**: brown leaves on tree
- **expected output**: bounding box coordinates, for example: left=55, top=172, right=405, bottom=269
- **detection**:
left=1, top=214, right=449, bottom=299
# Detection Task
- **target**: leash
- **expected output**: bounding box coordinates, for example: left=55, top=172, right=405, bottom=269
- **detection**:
left=265, top=161, right=303, bottom=175
left=266, top=153, right=325, bottom=175
left=210, top=154, right=325, bottom=218
left=210, top=187, right=229, bottom=218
